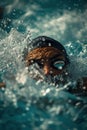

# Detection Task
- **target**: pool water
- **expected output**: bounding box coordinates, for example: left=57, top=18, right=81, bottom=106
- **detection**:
left=0, top=0, right=87, bottom=130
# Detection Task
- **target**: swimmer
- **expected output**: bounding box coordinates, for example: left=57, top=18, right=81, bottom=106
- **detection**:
left=24, top=36, right=87, bottom=95
left=24, top=36, right=69, bottom=83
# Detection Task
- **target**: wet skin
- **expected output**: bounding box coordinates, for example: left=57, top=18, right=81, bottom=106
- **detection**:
left=25, top=46, right=68, bottom=76
left=0, top=82, right=6, bottom=88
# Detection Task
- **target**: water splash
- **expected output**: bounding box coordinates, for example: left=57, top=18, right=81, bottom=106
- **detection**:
left=0, top=28, right=87, bottom=130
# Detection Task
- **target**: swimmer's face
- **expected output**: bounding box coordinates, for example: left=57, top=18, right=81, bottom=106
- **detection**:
left=25, top=46, right=68, bottom=78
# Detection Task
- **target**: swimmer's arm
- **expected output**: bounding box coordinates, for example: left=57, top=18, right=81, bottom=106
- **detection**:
left=82, top=77, right=87, bottom=88
left=0, top=82, right=6, bottom=88
left=69, top=77, right=87, bottom=94
left=76, top=77, right=87, bottom=92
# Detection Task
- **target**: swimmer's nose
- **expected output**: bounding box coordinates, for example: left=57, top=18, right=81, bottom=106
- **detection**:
left=43, top=64, right=51, bottom=75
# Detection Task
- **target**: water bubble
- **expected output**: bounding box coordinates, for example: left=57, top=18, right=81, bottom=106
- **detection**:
left=48, top=43, right=51, bottom=46
left=42, top=37, right=45, bottom=41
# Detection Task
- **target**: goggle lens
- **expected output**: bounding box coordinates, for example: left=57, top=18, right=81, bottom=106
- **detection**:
left=53, top=60, right=65, bottom=70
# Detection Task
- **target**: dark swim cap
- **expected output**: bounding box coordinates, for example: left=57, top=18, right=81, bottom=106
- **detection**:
left=23, top=36, right=69, bottom=64
left=30, top=36, right=66, bottom=52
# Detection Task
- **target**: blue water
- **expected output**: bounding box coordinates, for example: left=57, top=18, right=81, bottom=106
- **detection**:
left=0, top=0, right=87, bottom=130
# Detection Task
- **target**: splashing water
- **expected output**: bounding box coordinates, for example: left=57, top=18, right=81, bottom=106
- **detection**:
left=0, top=1, right=87, bottom=130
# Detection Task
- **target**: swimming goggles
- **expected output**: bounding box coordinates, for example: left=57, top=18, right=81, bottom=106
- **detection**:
left=29, top=59, right=66, bottom=70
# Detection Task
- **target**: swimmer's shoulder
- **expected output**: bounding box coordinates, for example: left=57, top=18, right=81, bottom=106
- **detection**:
left=68, top=77, right=87, bottom=96
left=0, top=82, right=6, bottom=88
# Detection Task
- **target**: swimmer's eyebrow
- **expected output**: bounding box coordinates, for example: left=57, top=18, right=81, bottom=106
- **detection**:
left=50, top=54, right=63, bottom=61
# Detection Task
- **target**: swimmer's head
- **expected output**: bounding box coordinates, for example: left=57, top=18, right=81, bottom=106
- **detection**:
left=24, top=36, right=70, bottom=84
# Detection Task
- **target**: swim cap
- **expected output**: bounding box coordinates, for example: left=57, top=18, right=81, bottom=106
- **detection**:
left=30, top=36, right=66, bottom=52
left=23, top=36, right=69, bottom=64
